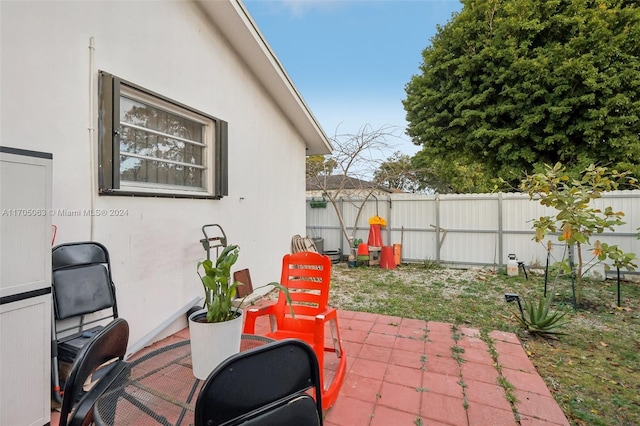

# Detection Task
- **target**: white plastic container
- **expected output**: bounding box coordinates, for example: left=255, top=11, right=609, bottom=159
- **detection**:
left=507, top=254, right=519, bottom=276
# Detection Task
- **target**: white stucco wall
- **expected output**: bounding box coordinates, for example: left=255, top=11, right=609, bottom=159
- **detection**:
left=1, top=1, right=310, bottom=347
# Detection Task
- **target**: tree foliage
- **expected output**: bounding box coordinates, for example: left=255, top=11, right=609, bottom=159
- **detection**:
left=404, top=0, right=640, bottom=192
left=374, top=152, right=427, bottom=193
left=306, top=155, right=336, bottom=179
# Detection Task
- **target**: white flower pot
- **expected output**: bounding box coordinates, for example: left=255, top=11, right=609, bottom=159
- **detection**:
left=188, top=308, right=243, bottom=380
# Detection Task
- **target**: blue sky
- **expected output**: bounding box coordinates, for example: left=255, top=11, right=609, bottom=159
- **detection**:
left=243, top=0, right=463, bottom=156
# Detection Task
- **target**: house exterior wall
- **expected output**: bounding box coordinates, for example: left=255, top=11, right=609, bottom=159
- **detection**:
left=1, top=1, right=309, bottom=347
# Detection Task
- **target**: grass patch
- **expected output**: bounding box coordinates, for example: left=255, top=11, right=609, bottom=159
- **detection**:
left=329, top=263, right=640, bottom=426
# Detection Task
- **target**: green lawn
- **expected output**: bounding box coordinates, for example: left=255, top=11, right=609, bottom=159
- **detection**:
left=329, top=263, right=640, bottom=426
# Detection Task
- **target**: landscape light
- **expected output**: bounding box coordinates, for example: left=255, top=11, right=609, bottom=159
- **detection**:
left=504, top=293, right=525, bottom=323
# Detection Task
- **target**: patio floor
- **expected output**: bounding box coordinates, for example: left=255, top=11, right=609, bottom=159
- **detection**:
left=51, top=310, right=569, bottom=426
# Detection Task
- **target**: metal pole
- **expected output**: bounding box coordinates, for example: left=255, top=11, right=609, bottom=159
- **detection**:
left=498, top=192, right=504, bottom=271
left=544, top=250, right=550, bottom=297
left=435, top=194, right=441, bottom=263
left=516, top=298, right=526, bottom=323
left=617, top=267, right=621, bottom=307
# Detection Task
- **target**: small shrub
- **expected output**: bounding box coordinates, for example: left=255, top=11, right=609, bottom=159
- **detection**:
left=422, top=258, right=443, bottom=270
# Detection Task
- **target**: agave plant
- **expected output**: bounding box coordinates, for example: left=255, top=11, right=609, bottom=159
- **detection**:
left=512, top=295, right=568, bottom=335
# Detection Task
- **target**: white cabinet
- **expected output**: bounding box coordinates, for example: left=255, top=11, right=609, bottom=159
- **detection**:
left=0, top=147, right=52, bottom=426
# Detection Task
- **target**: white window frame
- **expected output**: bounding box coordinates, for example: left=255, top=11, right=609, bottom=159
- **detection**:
left=98, top=71, right=228, bottom=199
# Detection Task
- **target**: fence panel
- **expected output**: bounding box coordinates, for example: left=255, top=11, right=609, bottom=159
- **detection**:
left=306, top=190, right=640, bottom=272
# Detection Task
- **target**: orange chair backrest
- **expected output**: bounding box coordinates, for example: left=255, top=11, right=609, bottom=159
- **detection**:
left=274, top=251, right=332, bottom=330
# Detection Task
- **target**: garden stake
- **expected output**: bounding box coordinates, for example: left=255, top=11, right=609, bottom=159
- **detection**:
left=543, top=249, right=550, bottom=297
left=570, top=273, right=577, bottom=310
left=617, top=266, right=621, bottom=308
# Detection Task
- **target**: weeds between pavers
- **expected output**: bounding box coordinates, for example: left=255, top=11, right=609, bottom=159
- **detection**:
left=329, top=263, right=640, bottom=426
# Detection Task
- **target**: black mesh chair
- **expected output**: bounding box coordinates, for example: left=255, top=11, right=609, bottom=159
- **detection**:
left=59, top=318, right=129, bottom=426
left=195, top=339, right=323, bottom=426
left=51, top=241, right=119, bottom=403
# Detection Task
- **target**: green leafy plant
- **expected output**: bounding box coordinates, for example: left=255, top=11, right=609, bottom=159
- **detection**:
left=197, top=245, right=293, bottom=323
left=520, top=163, right=637, bottom=305
left=512, top=295, right=568, bottom=335
left=197, top=245, right=242, bottom=323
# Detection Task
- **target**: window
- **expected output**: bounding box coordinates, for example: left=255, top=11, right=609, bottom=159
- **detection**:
left=98, top=72, right=228, bottom=198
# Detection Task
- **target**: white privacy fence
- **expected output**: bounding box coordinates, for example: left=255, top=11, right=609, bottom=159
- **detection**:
left=306, top=191, right=640, bottom=273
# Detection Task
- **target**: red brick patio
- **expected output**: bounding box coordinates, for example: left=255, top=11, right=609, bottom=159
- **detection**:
left=52, top=309, right=569, bottom=426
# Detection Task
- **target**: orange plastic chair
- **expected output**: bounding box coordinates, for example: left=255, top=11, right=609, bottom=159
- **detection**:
left=243, top=251, right=347, bottom=410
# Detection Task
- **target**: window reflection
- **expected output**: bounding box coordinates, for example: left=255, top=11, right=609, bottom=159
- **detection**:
left=119, top=96, right=205, bottom=188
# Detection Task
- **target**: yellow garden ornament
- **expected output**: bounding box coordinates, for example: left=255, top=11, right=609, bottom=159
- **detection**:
left=369, top=215, right=387, bottom=226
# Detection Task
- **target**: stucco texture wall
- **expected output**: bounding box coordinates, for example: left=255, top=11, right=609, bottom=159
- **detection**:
left=1, top=0, right=308, bottom=347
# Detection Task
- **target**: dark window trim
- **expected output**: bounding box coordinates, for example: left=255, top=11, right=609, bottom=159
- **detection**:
left=98, top=71, right=228, bottom=198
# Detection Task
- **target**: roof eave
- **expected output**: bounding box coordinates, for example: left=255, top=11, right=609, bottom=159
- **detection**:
left=196, top=0, right=333, bottom=156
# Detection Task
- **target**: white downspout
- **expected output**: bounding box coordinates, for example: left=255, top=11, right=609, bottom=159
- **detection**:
left=88, top=37, right=96, bottom=240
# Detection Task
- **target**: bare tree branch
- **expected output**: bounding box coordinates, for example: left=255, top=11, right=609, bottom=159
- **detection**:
left=306, top=124, right=401, bottom=257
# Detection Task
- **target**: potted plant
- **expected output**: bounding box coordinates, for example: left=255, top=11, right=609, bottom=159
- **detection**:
left=188, top=244, right=243, bottom=379
left=188, top=244, right=292, bottom=379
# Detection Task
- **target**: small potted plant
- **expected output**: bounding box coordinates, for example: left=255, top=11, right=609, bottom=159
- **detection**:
left=188, top=244, right=292, bottom=379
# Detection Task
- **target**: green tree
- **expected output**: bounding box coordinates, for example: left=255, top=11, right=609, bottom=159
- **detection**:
left=411, top=155, right=493, bottom=193
left=520, top=163, right=637, bottom=306
left=374, top=151, right=467, bottom=193
left=374, top=152, right=426, bottom=193
left=306, top=155, right=337, bottom=179
left=404, top=0, right=640, bottom=192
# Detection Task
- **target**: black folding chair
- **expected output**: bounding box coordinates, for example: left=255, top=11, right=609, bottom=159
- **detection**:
left=51, top=241, right=119, bottom=403
left=59, top=318, right=129, bottom=426
left=195, top=339, right=323, bottom=426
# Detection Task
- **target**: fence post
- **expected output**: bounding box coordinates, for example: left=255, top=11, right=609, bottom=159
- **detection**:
left=498, top=192, right=504, bottom=270
left=435, top=194, right=441, bottom=263
left=340, top=196, right=345, bottom=256
left=386, top=196, right=392, bottom=246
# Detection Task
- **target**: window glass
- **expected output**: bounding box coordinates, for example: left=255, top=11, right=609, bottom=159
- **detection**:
left=119, top=95, right=206, bottom=189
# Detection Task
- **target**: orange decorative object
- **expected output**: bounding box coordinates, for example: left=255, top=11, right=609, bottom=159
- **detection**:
left=380, top=246, right=396, bottom=269
left=367, top=224, right=383, bottom=247
left=393, top=243, right=402, bottom=265
left=357, top=243, right=369, bottom=256
left=243, top=251, right=347, bottom=410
